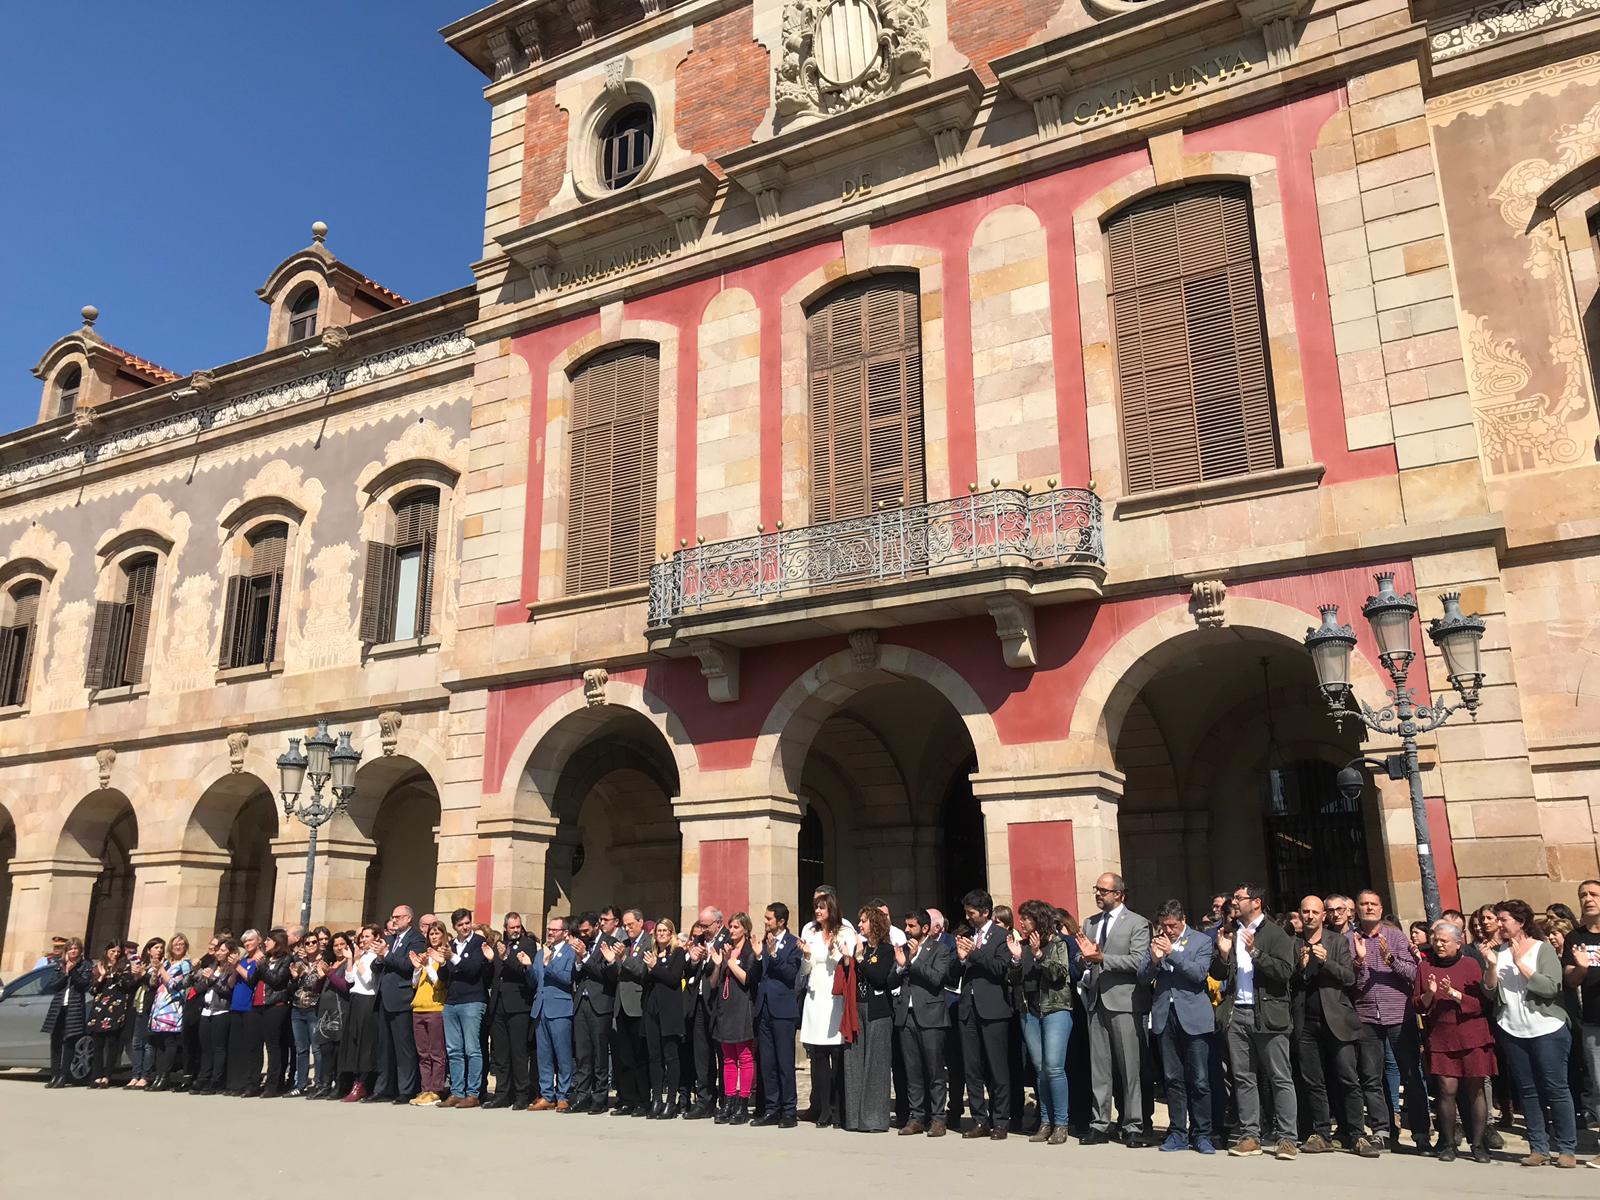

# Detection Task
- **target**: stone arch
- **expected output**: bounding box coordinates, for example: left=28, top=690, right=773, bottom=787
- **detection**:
left=181, top=771, right=283, bottom=856
left=1072, top=148, right=1309, bottom=500
left=1066, top=595, right=1393, bottom=776
left=347, top=752, right=442, bottom=920
left=755, top=643, right=1004, bottom=799
left=538, top=320, right=682, bottom=598
left=779, top=242, right=952, bottom=511
left=55, top=788, right=139, bottom=948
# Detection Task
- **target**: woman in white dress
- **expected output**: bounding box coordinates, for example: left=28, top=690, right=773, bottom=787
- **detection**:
left=800, top=891, right=857, bottom=1127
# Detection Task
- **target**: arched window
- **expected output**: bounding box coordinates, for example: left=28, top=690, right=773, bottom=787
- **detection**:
left=566, top=344, right=660, bottom=594
left=805, top=275, right=925, bottom=523
left=1107, top=182, right=1280, bottom=494
left=287, top=286, right=320, bottom=343
left=600, top=104, right=654, bottom=189
left=360, top=486, right=440, bottom=645
left=87, top=553, right=158, bottom=690
left=0, top=581, right=41, bottom=707
left=55, top=366, right=81, bottom=418
left=219, top=522, right=287, bottom=669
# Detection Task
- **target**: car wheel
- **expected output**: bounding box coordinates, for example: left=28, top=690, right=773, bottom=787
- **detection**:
left=68, top=1035, right=94, bottom=1084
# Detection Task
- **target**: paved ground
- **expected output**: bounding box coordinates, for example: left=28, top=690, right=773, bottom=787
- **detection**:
left=0, top=1075, right=1590, bottom=1197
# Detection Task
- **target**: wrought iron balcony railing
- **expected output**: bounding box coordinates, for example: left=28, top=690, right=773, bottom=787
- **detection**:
left=647, top=486, right=1103, bottom=628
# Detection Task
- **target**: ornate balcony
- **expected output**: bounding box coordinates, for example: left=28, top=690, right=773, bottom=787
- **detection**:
left=645, top=487, right=1104, bottom=694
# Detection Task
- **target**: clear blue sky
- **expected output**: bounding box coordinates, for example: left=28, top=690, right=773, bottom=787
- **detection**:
left=0, top=3, right=488, bottom=433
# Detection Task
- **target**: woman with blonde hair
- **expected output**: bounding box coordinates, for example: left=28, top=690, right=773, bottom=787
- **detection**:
left=41, top=937, right=92, bottom=1088
left=642, top=916, right=687, bottom=1119
left=147, top=933, right=191, bottom=1091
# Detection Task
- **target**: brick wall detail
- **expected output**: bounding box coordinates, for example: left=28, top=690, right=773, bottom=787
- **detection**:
left=675, top=7, right=769, bottom=160
left=520, top=87, right=569, bottom=224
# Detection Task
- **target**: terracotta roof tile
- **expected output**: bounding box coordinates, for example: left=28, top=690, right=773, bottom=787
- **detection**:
left=104, top=342, right=181, bottom=384
left=346, top=265, right=410, bottom=307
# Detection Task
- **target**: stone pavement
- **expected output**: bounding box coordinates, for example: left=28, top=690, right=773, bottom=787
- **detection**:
left=0, top=1077, right=1590, bottom=1198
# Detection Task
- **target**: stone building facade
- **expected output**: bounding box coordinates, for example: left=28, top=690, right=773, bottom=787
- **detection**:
left=3, top=0, right=1600, bottom=971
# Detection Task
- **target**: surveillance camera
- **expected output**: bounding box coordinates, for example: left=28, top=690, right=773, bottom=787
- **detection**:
left=1336, top=765, right=1366, bottom=801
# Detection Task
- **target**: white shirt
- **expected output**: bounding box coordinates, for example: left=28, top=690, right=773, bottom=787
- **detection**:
left=1095, top=904, right=1125, bottom=948
left=1234, top=915, right=1264, bottom=1006
left=961, top=920, right=995, bottom=994
left=1494, top=944, right=1564, bottom=1038
left=348, top=950, right=378, bottom=996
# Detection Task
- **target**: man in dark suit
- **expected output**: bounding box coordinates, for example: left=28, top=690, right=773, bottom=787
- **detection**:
left=485, top=911, right=536, bottom=1109
left=1210, top=882, right=1298, bottom=1159
left=753, top=901, right=802, bottom=1128
left=927, top=908, right=964, bottom=1128
left=1141, top=898, right=1216, bottom=1153
left=373, top=903, right=426, bottom=1103
left=570, top=910, right=615, bottom=1113
left=953, top=888, right=1014, bottom=1140
left=682, top=906, right=724, bottom=1119
left=602, top=907, right=651, bottom=1116
left=894, top=908, right=952, bottom=1137
left=1292, top=894, right=1379, bottom=1156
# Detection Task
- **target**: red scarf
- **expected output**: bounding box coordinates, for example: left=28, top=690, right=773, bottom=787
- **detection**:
left=834, top=956, right=859, bottom=1044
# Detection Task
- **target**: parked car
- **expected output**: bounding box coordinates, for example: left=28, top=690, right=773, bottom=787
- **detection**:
left=0, top=966, right=96, bottom=1084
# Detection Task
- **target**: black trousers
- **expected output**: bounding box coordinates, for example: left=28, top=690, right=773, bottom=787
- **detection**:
left=958, top=1007, right=1012, bottom=1129
left=49, top=1023, right=73, bottom=1082
left=645, top=1019, right=682, bottom=1104
left=489, top=1007, right=532, bottom=1104
left=943, top=1008, right=966, bottom=1121
left=260, top=1005, right=289, bottom=1094
left=153, top=1032, right=182, bottom=1078
left=898, top=1019, right=948, bottom=1125
left=805, top=1044, right=843, bottom=1122
left=757, top=1012, right=798, bottom=1117
left=91, top=1030, right=121, bottom=1078
left=688, top=999, right=719, bottom=1100
left=226, top=1008, right=262, bottom=1092
left=1158, top=1022, right=1214, bottom=1140
left=199, top=1014, right=230, bottom=1089
left=375, top=1005, right=418, bottom=1098
left=612, top=1012, right=647, bottom=1106
left=1298, top=1009, right=1364, bottom=1141
left=573, top=1001, right=611, bottom=1105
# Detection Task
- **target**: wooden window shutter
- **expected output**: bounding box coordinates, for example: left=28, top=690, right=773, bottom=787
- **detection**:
left=86, top=600, right=122, bottom=688
left=806, top=276, right=924, bottom=523
left=1107, top=182, right=1280, bottom=495
left=217, top=575, right=246, bottom=669
left=247, top=524, right=288, bottom=664
left=359, top=541, right=397, bottom=645
left=122, top=556, right=157, bottom=685
left=565, top=345, right=659, bottom=594
left=394, top=489, right=440, bottom=637
left=0, top=583, right=41, bottom=705
left=0, top=628, right=16, bottom=707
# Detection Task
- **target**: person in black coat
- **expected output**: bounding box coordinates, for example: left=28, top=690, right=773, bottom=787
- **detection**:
left=485, top=911, right=538, bottom=1108
left=570, top=910, right=617, bottom=1112
left=895, top=910, right=953, bottom=1135
left=256, top=931, right=293, bottom=1097
left=953, top=889, right=1015, bottom=1138
left=753, top=902, right=803, bottom=1127
left=42, top=938, right=92, bottom=1088
left=373, top=904, right=427, bottom=1102
left=641, top=918, right=687, bottom=1119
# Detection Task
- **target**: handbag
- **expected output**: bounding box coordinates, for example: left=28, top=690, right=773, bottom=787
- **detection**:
left=315, top=991, right=344, bottom=1041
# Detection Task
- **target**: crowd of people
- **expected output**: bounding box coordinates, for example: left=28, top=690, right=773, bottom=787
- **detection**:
left=29, top=875, right=1600, bottom=1169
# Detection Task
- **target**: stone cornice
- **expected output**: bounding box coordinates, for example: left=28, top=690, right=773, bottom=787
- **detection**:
left=1419, top=0, right=1600, bottom=65
left=0, top=289, right=476, bottom=501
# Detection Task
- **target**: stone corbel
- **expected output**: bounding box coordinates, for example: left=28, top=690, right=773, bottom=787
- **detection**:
left=583, top=667, right=609, bottom=707
left=1190, top=579, right=1227, bottom=628
left=848, top=629, right=880, bottom=671
left=652, top=191, right=714, bottom=248
left=95, top=746, right=117, bottom=790
left=1236, top=0, right=1311, bottom=69
left=514, top=16, right=544, bottom=66
left=604, top=54, right=631, bottom=95
left=911, top=87, right=982, bottom=170
left=226, top=730, right=249, bottom=773
left=734, top=162, right=788, bottom=228
left=520, top=242, right=560, bottom=294
left=378, top=710, right=403, bottom=755
left=1030, top=94, right=1065, bottom=141
left=985, top=597, right=1038, bottom=669
left=486, top=28, right=517, bottom=80
left=639, top=0, right=662, bottom=14
left=689, top=638, right=741, bottom=703
left=568, top=0, right=597, bottom=43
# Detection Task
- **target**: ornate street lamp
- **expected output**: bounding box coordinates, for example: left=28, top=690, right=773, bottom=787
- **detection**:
left=1304, top=572, right=1487, bottom=921
left=277, top=720, right=362, bottom=929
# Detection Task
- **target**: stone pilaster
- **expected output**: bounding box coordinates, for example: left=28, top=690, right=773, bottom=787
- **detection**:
left=270, top=833, right=378, bottom=930
left=126, top=848, right=231, bottom=943
left=2, top=857, right=101, bottom=976
left=674, top=794, right=802, bottom=931
left=972, top=768, right=1125, bottom=919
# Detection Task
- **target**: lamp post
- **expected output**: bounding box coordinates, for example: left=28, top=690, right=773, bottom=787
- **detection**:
left=276, top=720, right=362, bottom=929
left=1303, top=572, right=1486, bottom=922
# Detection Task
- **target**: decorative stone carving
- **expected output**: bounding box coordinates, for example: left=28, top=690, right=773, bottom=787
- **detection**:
left=1191, top=579, right=1228, bottom=628
left=189, top=368, right=218, bottom=398
left=294, top=543, right=361, bottom=671
left=95, top=747, right=116, bottom=790
left=486, top=28, right=517, bottom=80
left=226, top=730, right=249, bottom=773
left=1236, top=0, right=1312, bottom=69
left=514, top=16, right=544, bottom=64
left=154, top=573, right=218, bottom=694
left=319, top=325, right=352, bottom=357
left=689, top=639, right=741, bottom=703
left=848, top=629, right=880, bottom=670
left=379, top=710, right=403, bottom=755
left=776, top=0, right=931, bottom=126
left=68, top=408, right=99, bottom=441
left=98, top=493, right=191, bottom=559
left=1430, top=0, right=1600, bottom=62
left=583, top=667, right=609, bottom=707
left=605, top=55, right=631, bottom=95
left=35, top=600, right=88, bottom=713
left=569, top=0, right=597, bottom=42
left=985, top=596, right=1038, bottom=669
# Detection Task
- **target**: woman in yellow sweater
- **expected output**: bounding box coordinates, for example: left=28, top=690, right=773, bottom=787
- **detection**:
left=410, top=921, right=451, bottom=1105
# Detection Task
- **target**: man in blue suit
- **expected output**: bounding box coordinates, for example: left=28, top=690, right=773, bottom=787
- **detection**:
left=1141, top=898, right=1217, bottom=1154
left=521, top=913, right=577, bottom=1111
left=753, top=901, right=802, bottom=1128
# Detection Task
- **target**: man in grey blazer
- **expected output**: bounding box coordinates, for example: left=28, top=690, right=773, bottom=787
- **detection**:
left=1078, top=872, right=1153, bottom=1146
left=1141, top=899, right=1217, bottom=1153
left=893, top=909, right=953, bottom=1137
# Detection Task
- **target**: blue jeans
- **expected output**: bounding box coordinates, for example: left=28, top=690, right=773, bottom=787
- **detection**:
left=291, top=1008, right=319, bottom=1090
left=537, top=1015, right=575, bottom=1101
left=444, top=1002, right=486, bottom=1098
left=1019, top=1009, right=1072, bottom=1127
left=131, top=1020, right=156, bottom=1081
left=1500, top=1025, right=1577, bottom=1155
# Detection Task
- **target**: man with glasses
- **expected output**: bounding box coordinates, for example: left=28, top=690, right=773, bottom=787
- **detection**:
left=1211, top=883, right=1298, bottom=1159
left=1078, top=873, right=1153, bottom=1147
left=1142, top=899, right=1216, bottom=1153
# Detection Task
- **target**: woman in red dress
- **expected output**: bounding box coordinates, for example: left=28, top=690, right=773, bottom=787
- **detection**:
left=1415, top=919, right=1497, bottom=1163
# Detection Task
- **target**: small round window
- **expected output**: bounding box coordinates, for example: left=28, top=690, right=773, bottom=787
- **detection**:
left=599, top=104, right=654, bottom=190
